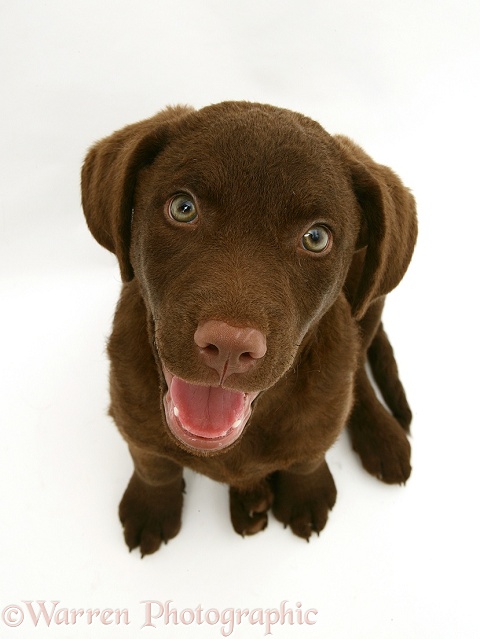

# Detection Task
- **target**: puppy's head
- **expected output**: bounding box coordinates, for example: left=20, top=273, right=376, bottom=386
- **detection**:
left=82, top=102, right=417, bottom=454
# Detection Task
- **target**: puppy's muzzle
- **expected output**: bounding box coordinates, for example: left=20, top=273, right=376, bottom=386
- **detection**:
left=161, top=320, right=266, bottom=454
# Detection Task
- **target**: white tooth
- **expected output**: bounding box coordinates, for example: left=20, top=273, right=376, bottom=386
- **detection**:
left=233, top=419, right=242, bottom=429
left=173, top=406, right=179, bottom=417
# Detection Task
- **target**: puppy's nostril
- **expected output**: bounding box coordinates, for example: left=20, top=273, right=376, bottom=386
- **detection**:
left=203, top=346, right=253, bottom=360
left=204, top=344, right=219, bottom=355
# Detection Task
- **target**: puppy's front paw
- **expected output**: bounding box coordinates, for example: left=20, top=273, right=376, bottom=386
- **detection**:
left=229, top=480, right=274, bottom=536
left=119, top=473, right=184, bottom=556
left=272, top=462, right=337, bottom=540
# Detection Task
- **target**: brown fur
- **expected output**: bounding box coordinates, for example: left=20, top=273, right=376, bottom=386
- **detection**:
left=81, top=102, right=417, bottom=555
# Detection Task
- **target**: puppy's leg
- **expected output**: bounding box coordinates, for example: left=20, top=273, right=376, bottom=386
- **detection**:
left=348, top=297, right=412, bottom=484
left=348, top=366, right=411, bottom=484
left=229, top=479, right=274, bottom=536
left=119, top=445, right=184, bottom=556
left=271, top=459, right=337, bottom=540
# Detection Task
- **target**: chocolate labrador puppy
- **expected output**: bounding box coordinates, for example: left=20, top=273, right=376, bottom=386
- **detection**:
left=81, top=102, right=417, bottom=556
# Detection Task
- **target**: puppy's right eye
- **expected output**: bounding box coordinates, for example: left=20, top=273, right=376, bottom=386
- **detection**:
left=168, top=194, right=198, bottom=223
left=301, top=224, right=332, bottom=254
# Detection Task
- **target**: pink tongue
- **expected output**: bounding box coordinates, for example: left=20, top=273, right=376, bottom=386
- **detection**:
left=170, top=377, right=245, bottom=438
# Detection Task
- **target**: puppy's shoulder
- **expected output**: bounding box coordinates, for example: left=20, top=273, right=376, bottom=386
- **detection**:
left=316, top=292, right=360, bottom=365
left=108, top=279, right=153, bottom=366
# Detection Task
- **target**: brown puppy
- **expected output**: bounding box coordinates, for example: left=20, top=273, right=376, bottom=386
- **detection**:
left=81, top=102, right=417, bottom=556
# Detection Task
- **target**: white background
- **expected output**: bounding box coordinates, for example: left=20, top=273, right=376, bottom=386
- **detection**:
left=1, top=1, right=479, bottom=637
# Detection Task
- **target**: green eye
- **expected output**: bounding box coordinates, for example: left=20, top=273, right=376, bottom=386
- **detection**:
left=302, top=224, right=331, bottom=253
left=169, top=194, right=198, bottom=223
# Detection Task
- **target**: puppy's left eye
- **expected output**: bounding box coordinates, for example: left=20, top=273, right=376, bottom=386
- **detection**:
left=302, top=224, right=332, bottom=253
left=168, top=194, right=198, bottom=223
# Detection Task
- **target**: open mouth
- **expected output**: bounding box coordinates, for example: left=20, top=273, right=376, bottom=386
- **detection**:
left=162, top=368, right=259, bottom=452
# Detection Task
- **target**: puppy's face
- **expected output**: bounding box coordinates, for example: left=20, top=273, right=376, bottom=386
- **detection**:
left=129, top=106, right=361, bottom=454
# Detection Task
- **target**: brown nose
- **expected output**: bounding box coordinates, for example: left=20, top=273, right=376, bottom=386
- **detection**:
left=194, top=320, right=267, bottom=381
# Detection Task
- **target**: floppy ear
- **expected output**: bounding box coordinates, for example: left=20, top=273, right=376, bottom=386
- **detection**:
left=81, top=106, right=193, bottom=281
left=335, top=135, right=418, bottom=320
